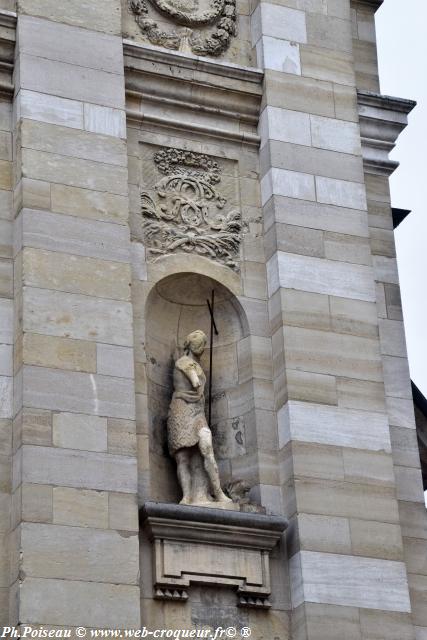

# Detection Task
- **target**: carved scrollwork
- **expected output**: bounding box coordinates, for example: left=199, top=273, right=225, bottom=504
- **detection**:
left=129, top=0, right=237, bottom=56
left=138, top=148, right=242, bottom=271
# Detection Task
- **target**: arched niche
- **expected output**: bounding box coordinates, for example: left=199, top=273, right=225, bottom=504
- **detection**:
left=144, top=271, right=254, bottom=503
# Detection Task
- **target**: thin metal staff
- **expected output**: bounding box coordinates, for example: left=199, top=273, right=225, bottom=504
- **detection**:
left=206, top=289, right=218, bottom=428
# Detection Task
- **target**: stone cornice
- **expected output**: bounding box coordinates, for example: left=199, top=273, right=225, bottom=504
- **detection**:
left=352, top=0, right=384, bottom=11
left=0, top=10, right=16, bottom=97
left=358, top=90, right=416, bottom=176
left=123, top=39, right=263, bottom=84
left=123, top=39, right=263, bottom=146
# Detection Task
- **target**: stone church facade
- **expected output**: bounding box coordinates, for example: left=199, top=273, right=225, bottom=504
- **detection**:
left=0, top=0, right=425, bottom=637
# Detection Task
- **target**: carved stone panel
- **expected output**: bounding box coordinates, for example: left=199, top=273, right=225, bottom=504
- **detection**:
left=128, top=0, right=237, bottom=57
left=136, top=147, right=243, bottom=271
left=141, top=502, right=288, bottom=608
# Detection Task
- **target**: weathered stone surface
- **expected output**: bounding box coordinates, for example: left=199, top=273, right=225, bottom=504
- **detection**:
left=53, top=413, right=108, bottom=452
left=22, top=445, right=137, bottom=493
left=20, top=578, right=140, bottom=627
left=23, top=333, right=96, bottom=373
left=24, top=287, right=133, bottom=346
left=21, top=522, right=139, bottom=584
left=53, top=487, right=108, bottom=529
left=290, top=550, right=411, bottom=612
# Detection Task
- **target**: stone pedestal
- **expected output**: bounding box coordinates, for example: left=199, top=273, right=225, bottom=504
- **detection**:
left=141, top=502, right=287, bottom=609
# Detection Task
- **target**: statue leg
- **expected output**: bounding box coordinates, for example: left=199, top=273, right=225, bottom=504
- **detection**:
left=175, top=449, right=192, bottom=505
left=190, top=449, right=212, bottom=503
left=198, top=427, right=232, bottom=503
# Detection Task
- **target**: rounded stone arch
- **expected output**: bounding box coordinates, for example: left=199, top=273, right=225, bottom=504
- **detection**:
left=142, top=269, right=255, bottom=504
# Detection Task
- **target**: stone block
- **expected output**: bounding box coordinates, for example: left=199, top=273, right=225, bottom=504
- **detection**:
left=21, top=483, right=53, bottom=524
left=107, top=418, right=137, bottom=456
left=303, top=602, right=362, bottom=640
left=18, top=0, right=122, bottom=34
left=262, top=140, right=364, bottom=183
left=290, top=550, right=411, bottom=612
left=23, top=365, right=135, bottom=420
left=379, top=319, right=407, bottom=357
left=0, top=259, right=12, bottom=298
left=291, top=441, right=345, bottom=481
left=20, top=408, right=52, bottom=447
left=399, top=501, right=427, bottom=541
left=306, top=13, right=352, bottom=52
left=23, top=333, right=96, bottom=373
left=108, top=492, right=139, bottom=532
left=283, top=325, right=382, bottom=381
left=97, top=344, right=134, bottom=379
left=18, top=89, right=84, bottom=130
left=350, top=519, right=403, bottom=562
left=0, top=160, right=12, bottom=191
left=0, top=344, right=12, bottom=376
left=297, top=513, right=352, bottom=555
left=329, top=296, right=378, bottom=338
left=23, top=209, right=130, bottom=262
left=264, top=71, right=335, bottom=118
left=53, top=412, right=108, bottom=452
left=403, top=538, right=427, bottom=577
left=279, top=288, right=330, bottom=331
left=22, top=445, right=137, bottom=493
left=394, top=466, right=425, bottom=504
left=294, top=476, right=399, bottom=524
left=310, top=115, right=360, bottom=155
left=390, top=426, right=421, bottom=468
left=386, top=397, right=415, bottom=429
left=286, top=369, right=337, bottom=406
left=19, top=54, right=125, bottom=109
left=324, top=232, right=371, bottom=266
left=301, top=46, right=355, bottom=85
left=18, top=16, right=123, bottom=74
left=343, top=449, right=394, bottom=487
left=23, top=248, right=131, bottom=301
left=261, top=168, right=316, bottom=205
left=20, top=578, right=140, bottom=627
left=21, top=119, right=127, bottom=167
left=84, top=103, right=126, bottom=139
left=19, top=177, right=51, bottom=211
left=373, top=255, right=399, bottom=284
left=251, top=3, right=307, bottom=45
left=0, top=219, right=12, bottom=259
left=21, top=522, right=139, bottom=584
left=360, top=609, right=416, bottom=640
left=53, top=487, right=108, bottom=529
left=22, top=147, right=128, bottom=195
left=0, top=377, right=12, bottom=419
left=279, top=401, right=390, bottom=452
left=24, top=287, right=133, bottom=346
left=256, top=36, right=301, bottom=74
left=259, top=106, right=311, bottom=147
left=50, top=184, right=128, bottom=225
left=316, top=176, right=367, bottom=210
left=409, top=574, right=427, bottom=627
left=336, top=378, right=386, bottom=412
left=382, top=356, right=412, bottom=400
left=273, top=224, right=324, bottom=259
left=271, top=252, right=376, bottom=301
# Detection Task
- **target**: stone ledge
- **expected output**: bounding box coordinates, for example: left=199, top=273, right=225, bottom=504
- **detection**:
left=0, top=9, right=16, bottom=97
left=357, top=90, right=416, bottom=176
left=141, top=501, right=288, bottom=608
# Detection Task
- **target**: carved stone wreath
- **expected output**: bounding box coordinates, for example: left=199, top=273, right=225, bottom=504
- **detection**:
left=139, top=148, right=242, bottom=271
left=129, top=0, right=237, bottom=56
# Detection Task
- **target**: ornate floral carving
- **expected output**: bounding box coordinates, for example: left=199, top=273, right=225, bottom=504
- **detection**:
left=129, top=0, right=236, bottom=56
left=138, top=148, right=242, bottom=270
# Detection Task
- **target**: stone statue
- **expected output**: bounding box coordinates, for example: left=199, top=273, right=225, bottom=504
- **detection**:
left=167, top=330, right=232, bottom=506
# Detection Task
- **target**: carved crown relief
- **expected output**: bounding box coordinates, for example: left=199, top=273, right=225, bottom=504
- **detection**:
left=138, top=148, right=242, bottom=271
left=128, top=0, right=237, bottom=56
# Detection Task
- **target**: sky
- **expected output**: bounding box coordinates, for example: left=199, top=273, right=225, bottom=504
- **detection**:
left=376, top=0, right=427, bottom=397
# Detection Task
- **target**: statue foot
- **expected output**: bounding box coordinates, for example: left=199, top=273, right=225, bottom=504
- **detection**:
left=215, top=491, right=233, bottom=504
left=179, top=497, right=192, bottom=505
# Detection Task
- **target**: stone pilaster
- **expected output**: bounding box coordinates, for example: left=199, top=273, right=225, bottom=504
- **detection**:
left=251, top=1, right=415, bottom=637
left=11, top=1, right=140, bottom=627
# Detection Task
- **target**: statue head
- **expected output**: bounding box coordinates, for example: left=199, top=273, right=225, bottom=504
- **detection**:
left=184, top=330, right=207, bottom=357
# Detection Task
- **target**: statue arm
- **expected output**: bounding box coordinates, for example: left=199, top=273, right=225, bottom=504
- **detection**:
left=176, top=356, right=201, bottom=389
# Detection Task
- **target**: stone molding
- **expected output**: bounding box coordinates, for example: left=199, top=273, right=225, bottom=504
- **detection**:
left=357, top=90, right=416, bottom=176
left=352, top=0, right=383, bottom=10
left=141, top=501, right=288, bottom=608
left=124, top=39, right=262, bottom=145
left=0, top=9, right=16, bottom=97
